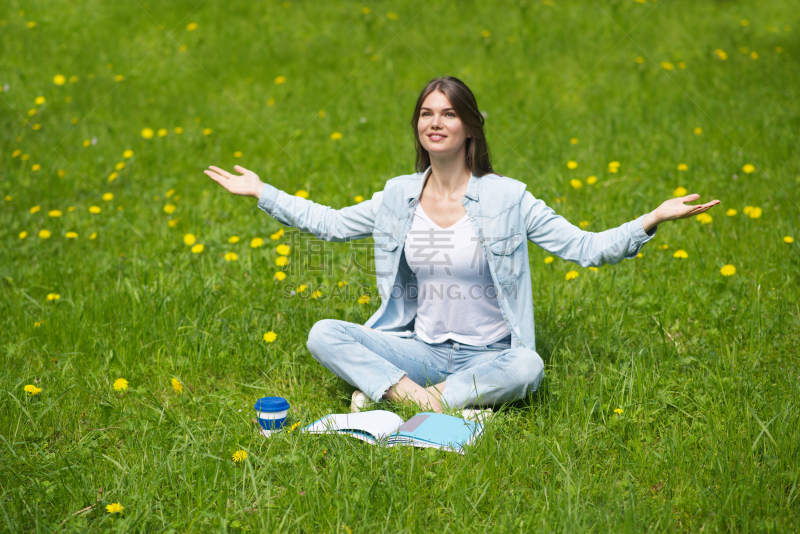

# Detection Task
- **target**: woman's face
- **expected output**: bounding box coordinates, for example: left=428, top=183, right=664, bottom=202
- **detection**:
left=417, top=90, right=470, bottom=157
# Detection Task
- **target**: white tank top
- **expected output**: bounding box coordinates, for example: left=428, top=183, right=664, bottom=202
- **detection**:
left=403, top=203, right=511, bottom=346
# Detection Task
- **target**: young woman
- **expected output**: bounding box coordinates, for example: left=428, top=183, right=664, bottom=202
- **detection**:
left=205, top=76, right=719, bottom=417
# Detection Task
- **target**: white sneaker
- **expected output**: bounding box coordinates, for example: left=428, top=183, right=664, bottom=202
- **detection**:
left=461, top=408, right=493, bottom=424
left=350, top=390, right=370, bottom=413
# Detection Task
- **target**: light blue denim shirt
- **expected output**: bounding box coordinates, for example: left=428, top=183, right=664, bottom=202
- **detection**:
left=257, top=165, right=658, bottom=352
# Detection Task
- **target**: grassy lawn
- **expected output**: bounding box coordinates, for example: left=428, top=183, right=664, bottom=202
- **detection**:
left=1, top=0, right=799, bottom=531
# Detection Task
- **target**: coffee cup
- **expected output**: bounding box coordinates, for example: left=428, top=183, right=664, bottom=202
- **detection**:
left=254, top=397, right=290, bottom=436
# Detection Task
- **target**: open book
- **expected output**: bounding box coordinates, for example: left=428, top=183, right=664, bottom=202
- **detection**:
left=301, top=410, right=483, bottom=454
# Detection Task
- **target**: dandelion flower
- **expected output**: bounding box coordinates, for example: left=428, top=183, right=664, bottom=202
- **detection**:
left=187, top=22, right=198, bottom=31
left=660, top=61, right=674, bottom=70
left=608, top=161, right=620, bottom=173
left=677, top=163, right=688, bottom=171
left=569, top=179, right=583, bottom=189
left=270, top=229, right=284, bottom=240
left=694, top=127, right=703, bottom=135
left=750, top=51, right=759, bottom=60
left=232, top=450, right=247, bottom=462
left=114, top=74, right=124, bottom=82
left=166, top=189, right=176, bottom=197
left=171, top=378, right=183, bottom=393
left=224, top=252, right=238, bottom=261
left=673, top=249, right=688, bottom=258
left=83, top=139, right=91, bottom=147
left=589, top=266, right=599, bottom=272
left=696, top=213, right=712, bottom=224
left=113, top=378, right=129, bottom=391
left=267, top=98, right=275, bottom=106
left=24, top=384, right=42, bottom=396
left=168, top=219, right=179, bottom=228
left=586, top=176, right=597, bottom=185
left=233, top=151, right=243, bottom=158
left=19, top=231, right=28, bottom=239
left=27, top=108, right=37, bottom=117
left=743, top=206, right=753, bottom=215
left=748, top=207, right=762, bottom=219
left=123, top=149, right=133, bottom=158
left=330, top=132, right=342, bottom=140
left=251, top=237, right=264, bottom=248
left=39, top=229, right=51, bottom=239
left=65, top=231, right=78, bottom=239
left=174, top=126, right=184, bottom=134
left=274, top=271, right=286, bottom=281
left=565, top=270, right=579, bottom=280
left=54, top=74, right=66, bottom=85
left=311, top=290, right=323, bottom=299
left=720, top=264, right=736, bottom=276
left=742, top=164, right=755, bottom=174
left=275, top=76, right=286, bottom=85
left=783, top=236, right=794, bottom=244
left=102, top=193, right=113, bottom=201
left=184, top=234, right=196, bottom=246
left=567, top=161, right=578, bottom=170
left=108, top=172, right=118, bottom=182
left=275, top=256, right=288, bottom=267
left=579, top=221, right=589, bottom=229
left=726, top=209, right=737, bottom=216
left=673, top=187, right=687, bottom=197
left=295, top=190, right=309, bottom=198
left=30, top=205, right=41, bottom=214
left=13, top=150, right=21, bottom=158
left=386, top=12, right=399, bottom=20
left=202, top=128, right=212, bottom=136
left=678, top=61, right=686, bottom=69
left=358, top=295, right=371, bottom=304
left=715, top=49, right=728, bottom=60
left=263, top=331, right=277, bottom=342
left=570, top=138, right=578, bottom=144
left=89, top=206, right=101, bottom=214
left=47, top=293, right=60, bottom=301
left=544, top=256, right=554, bottom=264
left=90, top=232, right=97, bottom=240
left=163, top=204, right=176, bottom=214
left=115, top=162, right=125, bottom=171
left=191, top=243, right=204, bottom=253
left=228, top=236, right=240, bottom=243
left=354, top=195, right=364, bottom=202
left=636, top=253, right=643, bottom=258
left=276, top=244, right=290, bottom=256
left=49, top=210, right=62, bottom=217
left=141, top=128, right=154, bottom=139
left=157, top=128, right=168, bottom=137
left=614, top=408, right=623, bottom=415
left=337, top=281, right=348, bottom=287
left=106, top=503, right=124, bottom=514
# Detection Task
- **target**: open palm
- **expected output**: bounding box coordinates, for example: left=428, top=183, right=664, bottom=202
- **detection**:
left=656, top=194, right=720, bottom=222
left=204, top=165, right=264, bottom=198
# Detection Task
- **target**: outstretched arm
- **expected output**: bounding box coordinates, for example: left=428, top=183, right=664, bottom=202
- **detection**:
left=641, top=193, right=720, bottom=232
left=205, top=165, right=381, bottom=242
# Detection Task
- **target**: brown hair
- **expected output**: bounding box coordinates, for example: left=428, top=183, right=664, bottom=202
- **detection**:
left=411, top=76, right=499, bottom=177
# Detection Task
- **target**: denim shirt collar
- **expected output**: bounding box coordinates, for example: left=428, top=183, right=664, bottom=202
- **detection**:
left=405, top=165, right=480, bottom=204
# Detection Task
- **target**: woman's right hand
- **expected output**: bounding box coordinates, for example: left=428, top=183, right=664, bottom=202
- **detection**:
left=205, top=165, right=265, bottom=198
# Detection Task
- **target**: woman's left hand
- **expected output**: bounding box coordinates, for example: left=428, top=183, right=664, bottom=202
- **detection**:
left=654, top=193, right=720, bottom=223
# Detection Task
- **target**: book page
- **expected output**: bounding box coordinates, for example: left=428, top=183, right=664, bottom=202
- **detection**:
left=303, top=410, right=405, bottom=439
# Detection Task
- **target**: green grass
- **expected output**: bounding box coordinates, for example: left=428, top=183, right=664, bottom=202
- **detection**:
left=2, top=0, right=799, bottom=531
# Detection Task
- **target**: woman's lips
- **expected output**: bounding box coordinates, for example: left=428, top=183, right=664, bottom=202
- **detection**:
left=428, top=134, right=447, bottom=141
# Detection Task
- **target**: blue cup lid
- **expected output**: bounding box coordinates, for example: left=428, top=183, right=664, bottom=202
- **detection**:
left=254, top=396, right=290, bottom=412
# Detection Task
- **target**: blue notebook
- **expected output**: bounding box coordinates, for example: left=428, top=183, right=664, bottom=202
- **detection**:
left=302, top=410, right=483, bottom=454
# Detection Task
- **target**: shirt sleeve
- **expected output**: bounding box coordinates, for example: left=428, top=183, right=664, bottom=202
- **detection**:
left=520, top=190, right=657, bottom=267
left=256, top=182, right=382, bottom=242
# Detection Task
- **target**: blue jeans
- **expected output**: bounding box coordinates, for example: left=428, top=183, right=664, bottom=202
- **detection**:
left=306, top=319, right=545, bottom=410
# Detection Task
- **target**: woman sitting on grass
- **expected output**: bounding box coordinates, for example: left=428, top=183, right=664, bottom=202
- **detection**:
left=205, top=76, right=719, bottom=418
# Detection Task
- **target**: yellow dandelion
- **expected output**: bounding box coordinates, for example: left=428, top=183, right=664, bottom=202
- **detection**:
left=354, top=195, right=364, bottom=202
left=636, top=253, right=643, bottom=258
left=251, top=237, right=264, bottom=248
left=660, top=61, right=674, bottom=70
left=635, top=56, right=645, bottom=64
left=232, top=450, right=247, bottom=463
left=579, top=221, right=589, bottom=229
left=263, top=331, right=277, bottom=342
left=19, top=231, right=28, bottom=239
left=782, top=236, right=793, bottom=244
left=694, top=127, right=703, bottom=135
left=157, top=128, right=168, bottom=137
left=275, top=76, right=286, bottom=84
left=741, top=19, right=749, bottom=26
left=673, top=249, right=688, bottom=258
left=274, top=271, right=287, bottom=281
left=743, top=206, right=753, bottom=215
left=696, top=213, right=712, bottom=224
left=166, top=189, right=176, bottom=197
left=174, top=126, right=184, bottom=134
left=163, top=204, right=176, bottom=215
left=749, top=207, right=762, bottom=219
left=720, top=264, right=736, bottom=276
left=89, top=206, right=101, bottom=214
left=544, top=256, right=554, bottom=264
left=589, top=266, right=599, bottom=272
left=330, top=132, right=343, bottom=140
left=21, top=154, right=30, bottom=161
left=608, top=161, right=620, bottom=173
left=24, top=384, right=42, bottom=396
left=48, top=210, right=62, bottom=217
left=275, top=256, right=289, bottom=267
left=191, top=243, right=204, bottom=254
left=570, top=138, right=578, bottom=144
left=12, top=150, right=21, bottom=158
left=224, top=252, right=238, bottom=261
left=337, top=281, right=348, bottom=287
left=39, top=229, right=51, bottom=239
left=114, top=74, right=124, bottom=82
left=123, top=149, right=133, bottom=158
left=270, top=229, right=284, bottom=240
left=115, top=162, right=126, bottom=171
left=54, top=74, right=66, bottom=85
left=569, top=179, right=583, bottom=189
left=31, top=164, right=42, bottom=171
left=297, top=284, right=307, bottom=293
left=202, top=128, right=212, bottom=136
left=567, top=161, right=578, bottom=170
left=678, top=61, right=686, bottom=69
left=565, top=270, right=579, bottom=280
left=715, top=49, right=728, bottom=60
left=46, top=293, right=60, bottom=301
left=614, top=408, right=623, bottom=415
left=481, top=30, right=490, bottom=38
left=276, top=244, right=290, bottom=256
left=65, top=231, right=78, bottom=239
left=267, top=98, right=275, bottom=106
left=362, top=7, right=370, bottom=14
left=295, top=190, right=309, bottom=199
left=90, top=232, right=97, bottom=240
left=677, top=163, right=688, bottom=171
left=751, top=51, right=759, bottom=60
left=141, top=128, right=154, bottom=139
left=228, top=236, right=240, bottom=243
left=182, top=234, right=196, bottom=246
left=34, top=96, right=46, bottom=105
left=106, top=502, right=124, bottom=514
left=168, top=219, right=179, bottom=228
left=108, top=172, right=118, bottom=182
left=311, top=290, right=323, bottom=299
left=726, top=209, right=737, bottom=216
left=776, top=46, right=783, bottom=53
left=113, top=378, right=129, bottom=391
left=742, top=164, right=755, bottom=174
left=586, top=176, right=597, bottom=185
left=57, top=169, right=66, bottom=178
left=358, top=295, right=371, bottom=304
left=386, top=12, right=399, bottom=20
left=27, top=108, right=37, bottom=117
left=234, top=151, right=243, bottom=158
left=673, top=187, right=687, bottom=197
left=171, top=377, right=183, bottom=393
left=102, top=193, right=113, bottom=201
left=82, top=139, right=91, bottom=147
left=30, top=205, right=41, bottom=214
left=187, top=22, right=198, bottom=31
